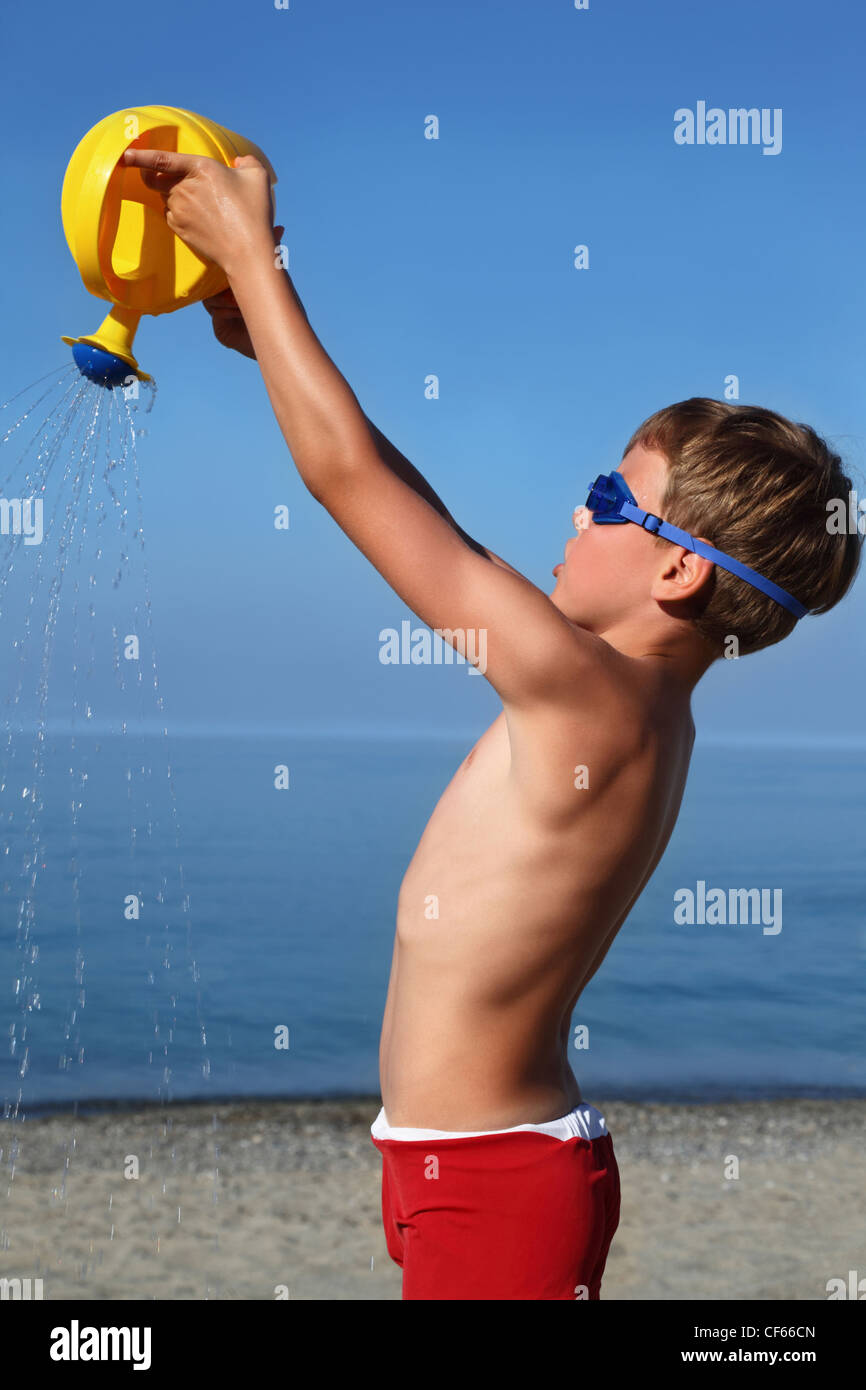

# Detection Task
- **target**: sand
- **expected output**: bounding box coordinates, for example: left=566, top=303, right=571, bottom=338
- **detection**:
left=1, top=1097, right=862, bottom=1300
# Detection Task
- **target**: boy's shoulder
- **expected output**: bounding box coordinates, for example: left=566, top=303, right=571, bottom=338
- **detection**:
left=505, top=637, right=690, bottom=817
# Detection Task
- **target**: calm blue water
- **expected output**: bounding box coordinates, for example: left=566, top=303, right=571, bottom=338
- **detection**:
left=1, top=733, right=864, bottom=1110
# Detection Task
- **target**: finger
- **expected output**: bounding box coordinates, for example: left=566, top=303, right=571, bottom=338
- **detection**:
left=122, top=147, right=205, bottom=177
left=138, top=169, right=179, bottom=194
left=125, top=162, right=184, bottom=195
left=202, top=290, right=239, bottom=311
left=203, top=287, right=238, bottom=304
left=203, top=305, right=240, bottom=323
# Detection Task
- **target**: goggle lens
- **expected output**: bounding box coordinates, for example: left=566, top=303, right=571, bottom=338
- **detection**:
left=586, top=475, right=620, bottom=514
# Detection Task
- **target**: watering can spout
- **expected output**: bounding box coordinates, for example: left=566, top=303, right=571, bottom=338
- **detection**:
left=62, top=307, right=149, bottom=386
left=61, top=105, right=277, bottom=387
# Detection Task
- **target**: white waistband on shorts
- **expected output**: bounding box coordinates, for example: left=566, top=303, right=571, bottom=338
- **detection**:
left=370, top=1102, right=608, bottom=1143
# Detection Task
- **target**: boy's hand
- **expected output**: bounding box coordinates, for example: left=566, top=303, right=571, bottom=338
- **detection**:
left=120, top=147, right=274, bottom=278
left=203, top=226, right=285, bottom=359
left=202, top=286, right=256, bottom=358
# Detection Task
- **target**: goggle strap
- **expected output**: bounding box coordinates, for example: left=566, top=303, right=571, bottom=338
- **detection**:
left=619, top=501, right=808, bottom=619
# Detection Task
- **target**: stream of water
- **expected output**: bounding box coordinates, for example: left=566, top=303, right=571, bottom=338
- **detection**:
left=0, top=365, right=223, bottom=1292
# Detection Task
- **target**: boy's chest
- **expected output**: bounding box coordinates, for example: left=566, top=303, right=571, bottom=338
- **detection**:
left=400, top=712, right=512, bottom=891
left=458, top=711, right=508, bottom=777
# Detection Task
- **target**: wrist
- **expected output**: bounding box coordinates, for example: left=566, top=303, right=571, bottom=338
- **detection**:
left=224, top=227, right=279, bottom=288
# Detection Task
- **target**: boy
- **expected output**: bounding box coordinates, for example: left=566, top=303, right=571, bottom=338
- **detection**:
left=122, top=146, right=862, bottom=1301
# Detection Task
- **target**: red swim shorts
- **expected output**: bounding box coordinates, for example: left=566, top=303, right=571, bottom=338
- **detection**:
left=370, top=1103, right=620, bottom=1300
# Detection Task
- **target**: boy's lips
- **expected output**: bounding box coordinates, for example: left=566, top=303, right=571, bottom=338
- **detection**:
left=552, top=562, right=563, bottom=577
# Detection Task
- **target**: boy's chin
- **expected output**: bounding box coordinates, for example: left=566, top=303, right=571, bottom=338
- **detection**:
left=549, top=588, right=590, bottom=625
left=547, top=586, right=583, bottom=619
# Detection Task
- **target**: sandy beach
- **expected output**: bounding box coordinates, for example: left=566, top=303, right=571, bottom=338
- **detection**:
left=1, top=1096, right=863, bottom=1300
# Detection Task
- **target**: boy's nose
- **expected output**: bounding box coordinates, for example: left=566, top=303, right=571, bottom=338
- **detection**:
left=573, top=505, right=590, bottom=531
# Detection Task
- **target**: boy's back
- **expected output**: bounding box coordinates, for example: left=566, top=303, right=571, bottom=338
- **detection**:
left=381, top=647, right=695, bottom=1131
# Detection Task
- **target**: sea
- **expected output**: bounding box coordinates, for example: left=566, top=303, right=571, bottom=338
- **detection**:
left=1, top=732, right=864, bottom=1112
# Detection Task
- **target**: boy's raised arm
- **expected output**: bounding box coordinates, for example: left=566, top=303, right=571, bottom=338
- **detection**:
left=205, top=267, right=522, bottom=575
left=121, top=146, right=590, bottom=706
left=360, top=418, right=527, bottom=576
left=228, top=250, right=588, bottom=705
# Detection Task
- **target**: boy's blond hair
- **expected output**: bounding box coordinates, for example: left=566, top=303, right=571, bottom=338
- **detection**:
left=625, top=398, right=862, bottom=655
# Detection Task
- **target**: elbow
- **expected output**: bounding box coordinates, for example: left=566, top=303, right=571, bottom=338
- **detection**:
left=304, top=433, right=374, bottom=507
left=305, top=456, right=353, bottom=507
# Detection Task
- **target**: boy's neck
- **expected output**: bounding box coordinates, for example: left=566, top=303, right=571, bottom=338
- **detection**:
left=593, top=614, right=715, bottom=695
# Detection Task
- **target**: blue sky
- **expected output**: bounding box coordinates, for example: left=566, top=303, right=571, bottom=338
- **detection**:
left=1, top=0, right=864, bottom=741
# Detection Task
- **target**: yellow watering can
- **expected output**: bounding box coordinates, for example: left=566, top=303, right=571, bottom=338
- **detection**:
left=61, top=105, right=277, bottom=385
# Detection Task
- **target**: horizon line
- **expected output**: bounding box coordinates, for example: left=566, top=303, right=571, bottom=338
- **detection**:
left=2, top=721, right=866, bottom=750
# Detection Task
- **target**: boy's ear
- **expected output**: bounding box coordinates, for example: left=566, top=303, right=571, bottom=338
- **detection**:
left=650, top=541, right=715, bottom=612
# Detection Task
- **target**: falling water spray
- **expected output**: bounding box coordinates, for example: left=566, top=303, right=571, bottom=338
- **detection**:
left=0, top=105, right=276, bottom=1296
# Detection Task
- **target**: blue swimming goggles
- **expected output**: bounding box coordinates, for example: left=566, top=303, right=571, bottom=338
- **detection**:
left=584, top=472, right=807, bottom=619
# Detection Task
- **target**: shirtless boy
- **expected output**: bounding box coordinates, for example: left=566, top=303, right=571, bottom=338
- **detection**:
left=122, top=146, right=862, bottom=1301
